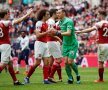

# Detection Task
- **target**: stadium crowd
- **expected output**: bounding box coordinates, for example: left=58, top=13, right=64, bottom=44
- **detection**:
left=8, top=0, right=108, bottom=63
left=0, top=0, right=108, bottom=85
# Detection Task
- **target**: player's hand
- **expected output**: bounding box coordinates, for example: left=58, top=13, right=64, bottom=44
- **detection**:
left=47, top=28, right=58, bottom=36
left=27, top=8, right=33, bottom=15
left=75, top=31, right=82, bottom=34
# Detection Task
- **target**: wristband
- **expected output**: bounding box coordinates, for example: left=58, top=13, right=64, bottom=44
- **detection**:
left=55, top=31, right=62, bottom=36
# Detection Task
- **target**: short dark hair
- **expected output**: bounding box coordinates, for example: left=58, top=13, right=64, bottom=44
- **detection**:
left=0, top=10, right=8, bottom=18
left=58, top=8, right=66, bottom=14
left=99, top=10, right=107, bottom=17
left=37, top=9, right=49, bottom=20
left=49, top=9, right=57, bottom=17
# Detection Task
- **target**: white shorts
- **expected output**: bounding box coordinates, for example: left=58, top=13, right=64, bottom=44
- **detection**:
left=0, top=44, right=11, bottom=64
left=34, top=41, right=51, bottom=59
left=97, top=44, right=108, bottom=62
left=47, top=41, right=62, bottom=58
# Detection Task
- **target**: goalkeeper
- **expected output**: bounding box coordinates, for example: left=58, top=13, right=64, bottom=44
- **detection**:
left=49, top=8, right=80, bottom=84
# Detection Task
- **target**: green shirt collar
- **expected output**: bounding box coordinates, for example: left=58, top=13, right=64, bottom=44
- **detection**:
left=60, top=17, right=66, bottom=24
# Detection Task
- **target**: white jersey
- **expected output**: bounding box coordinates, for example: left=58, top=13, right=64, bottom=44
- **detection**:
left=18, top=36, right=29, bottom=51
left=47, top=19, right=62, bottom=58
left=47, top=18, right=55, bottom=28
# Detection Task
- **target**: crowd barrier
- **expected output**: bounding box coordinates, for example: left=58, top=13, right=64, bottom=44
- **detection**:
left=12, top=54, right=108, bottom=68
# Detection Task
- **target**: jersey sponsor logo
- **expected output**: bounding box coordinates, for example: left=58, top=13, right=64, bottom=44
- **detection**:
left=67, top=25, right=72, bottom=28
left=70, top=50, right=74, bottom=56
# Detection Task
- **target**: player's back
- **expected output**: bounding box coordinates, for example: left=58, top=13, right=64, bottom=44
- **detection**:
left=0, top=21, right=11, bottom=45
left=95, top=20, right=108, bottom=44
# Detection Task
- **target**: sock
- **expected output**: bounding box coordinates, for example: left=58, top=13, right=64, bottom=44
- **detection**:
left=0, top=66, right=4, bottom=72
left=8, top=65, right=17, bottom=82
left=48, top=65, right=51, bottom=76
left=16, top=64, right=19, bottom=71
left=57, top=64, right=62, bottom=80
left=98, top=68, right=104, bottom=80
left=70, top=63, right=79, bottom=76
left=26, top=65, right=29, bottom=72
left=49, top=64, right=57, bottom=78
left=65, top=64, right=73, bottom=80
left=27, top=66, right=35, bottom=78
left=43, top=66, right=49, bottom=80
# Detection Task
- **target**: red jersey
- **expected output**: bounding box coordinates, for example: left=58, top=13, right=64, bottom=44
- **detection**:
left=36, top=21, right=48, bottom=42
left=94, top=20, right=108, bottom=44
left=0, top=21, right=12, bottom=45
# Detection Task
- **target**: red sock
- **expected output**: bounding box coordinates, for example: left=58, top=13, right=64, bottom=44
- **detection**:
left=0, top=66, right=4, bottom=72
left=49, top=64, right=57, bottom=78
left=57, top=64, right=62, bottom=80
left=27, top=66, right=35, bottom=78
left=8, top=65, right=17, bottom=81
left=98, top=68, right=104, bottom=80
left=43, top=66, right=49, bottom=80
left=48, top=66, right=51, bottom=76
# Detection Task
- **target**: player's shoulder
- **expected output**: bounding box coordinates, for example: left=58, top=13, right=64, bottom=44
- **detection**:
left=36, top=21, right=43, bottom=24
left=96, top=20, right=108, bottom=26
left=65, top=17, right=73, bottom=23
left=48, top=18, right=55, bottom=22
left=36, top=21, right=43, bottom=26
left=47, top=18, right=55, bottom=24
left=0, top=20, right=11, bottom=26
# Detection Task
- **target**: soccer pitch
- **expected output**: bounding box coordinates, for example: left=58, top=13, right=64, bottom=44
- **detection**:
left=0, top=68, right=108, bottom=90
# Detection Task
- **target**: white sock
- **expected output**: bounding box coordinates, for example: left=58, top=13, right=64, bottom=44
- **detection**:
left=26, top=65, right=29, bottom=71
left=16, top=64, right=20, bottom=71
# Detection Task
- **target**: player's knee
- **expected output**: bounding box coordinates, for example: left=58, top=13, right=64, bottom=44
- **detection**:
left=99, top=61, right=104, bottom=68
left=34, top=60, right=41, bottom=66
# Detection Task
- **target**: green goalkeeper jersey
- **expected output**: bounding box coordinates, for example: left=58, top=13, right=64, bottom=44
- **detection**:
left=59, top=17, right=78, bottom=46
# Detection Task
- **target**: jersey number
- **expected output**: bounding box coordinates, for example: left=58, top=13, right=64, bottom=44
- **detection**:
left=0, top=28, right=4, bottom=38
left=103, top=27, right=108, bottom=37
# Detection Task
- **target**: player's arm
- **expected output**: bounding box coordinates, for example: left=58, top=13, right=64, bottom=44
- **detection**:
left=76, top=27, right=96, bottom=34
left=34, top=29, right=49, bottom=38
left=53, top=36, right=62, bottom=43
left=51, top=20, right=73, bottom=36
left=12, top=8, right=33, bottom=25
left=60, top=30, right=71, bottom=36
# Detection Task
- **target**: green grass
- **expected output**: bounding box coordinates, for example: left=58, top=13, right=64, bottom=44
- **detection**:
left=0, top=67, right=108, bottom=90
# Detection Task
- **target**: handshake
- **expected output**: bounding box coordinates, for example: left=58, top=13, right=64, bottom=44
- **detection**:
left=47, top=28, right=61, bottom=36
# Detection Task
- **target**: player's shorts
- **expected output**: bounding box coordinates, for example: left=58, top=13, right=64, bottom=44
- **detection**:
left=47, top=41, right=62, bottom=58
left=34, top=41, right=51, bottom=59
left=0, top=44, right=11, bottom=64
left=97, top=44, right=108, bottom=62
left=62, top=43, right=78, bottom=59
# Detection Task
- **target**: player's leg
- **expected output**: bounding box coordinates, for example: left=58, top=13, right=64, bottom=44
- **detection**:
left=1, top=44, right=23, bottom=85
left=94, top=61, right=104, bottom=82
left=24, top=41, right=44, bottom=84
left=48, top=56, right=54, bottom=75
left=48, top=41, right=62, bottom=82
left=43, top=57, right=53, bottom=84
left=56, top=58, right=62, bottom=81
left=0, top=63, right=7, bottom=72
left=68, top=45, right=80, bottom=84
left=94, top=44, right=108, bottom=82
left=23, top=49, right=30, bottom=75
left=0, top=45, right=7, bottom=72
left=64, top=56, right=74, bottom=84
left=15, top=51, right=23, bottom=74
left=24, top=58, right=41, bottom=84
left=68, top=58, right=80, bottom=84
left=8, top=61, right=24, bottom=85
left=49, top=58, right=62, bottom=82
